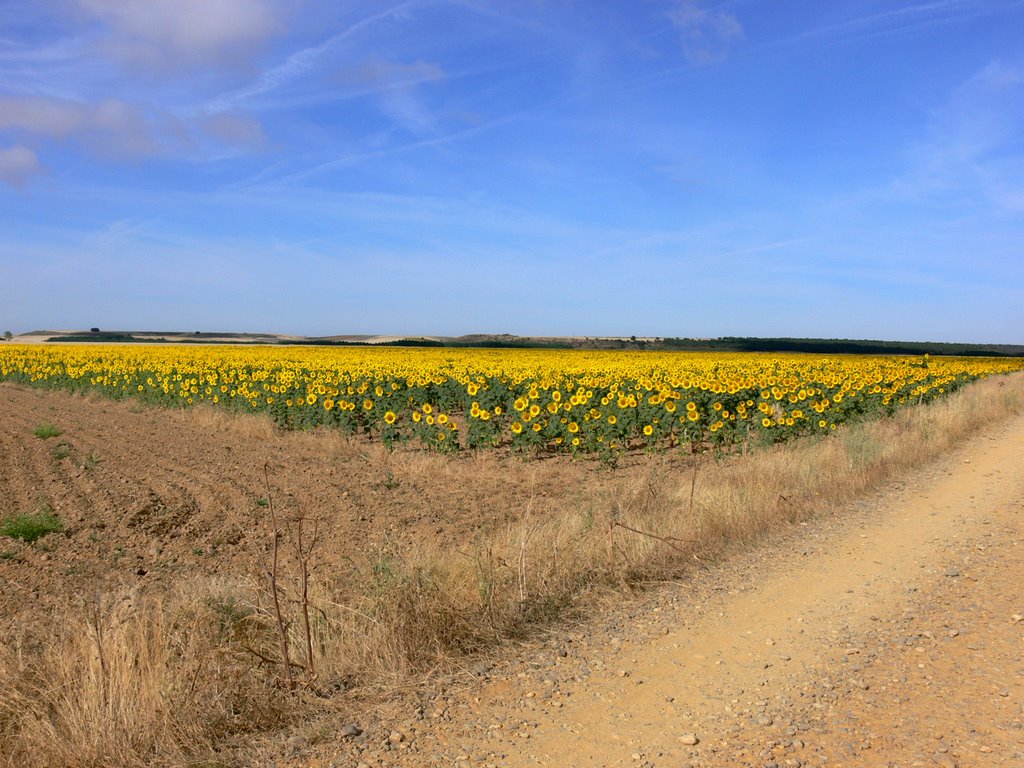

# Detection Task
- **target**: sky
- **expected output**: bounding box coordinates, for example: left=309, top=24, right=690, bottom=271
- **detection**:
left=1, top=0, right=1022, bottom=343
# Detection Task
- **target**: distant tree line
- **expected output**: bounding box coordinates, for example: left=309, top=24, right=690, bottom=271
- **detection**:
left=660, top=337, right=1023, bottom=357
left=40, top=331, right=1022, bottom=356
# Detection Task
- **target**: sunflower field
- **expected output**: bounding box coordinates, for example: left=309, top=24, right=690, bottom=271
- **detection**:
left=2, top=344, right=1021, bottom=457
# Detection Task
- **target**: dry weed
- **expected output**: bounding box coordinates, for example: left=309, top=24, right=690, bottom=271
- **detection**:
left=0, top=583, right=284, bottom=768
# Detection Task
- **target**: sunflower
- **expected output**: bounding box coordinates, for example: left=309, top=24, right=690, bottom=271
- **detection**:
left=383, top=410, right=397, bottom=424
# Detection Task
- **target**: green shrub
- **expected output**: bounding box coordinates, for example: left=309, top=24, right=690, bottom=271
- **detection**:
left=33, top=423, right=62, bottom=439
left=1, top=509, right=64, bottom=543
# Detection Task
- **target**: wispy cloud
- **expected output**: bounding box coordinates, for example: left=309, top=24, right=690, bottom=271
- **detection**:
left=256, top=100, right=540, bottom=185
left=199, top=111, right=267, bottom=150
left=207, top=0, right=425, bottom=112
left=887, top=59, right=1024, bottom=211
left=0, top=143, right=40, bottom=186
left=667, top=0, right=744, bottom=64
left=336, top=57, right=447, bottom=136
left=769, top=0, right=1024, bottom=50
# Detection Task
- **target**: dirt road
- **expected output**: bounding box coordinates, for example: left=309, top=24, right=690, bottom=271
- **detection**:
left=326, top=415, right=1024, bottom=768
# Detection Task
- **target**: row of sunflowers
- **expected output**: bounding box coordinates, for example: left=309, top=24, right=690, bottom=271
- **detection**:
left=2, top=344, right=1021, bottom=456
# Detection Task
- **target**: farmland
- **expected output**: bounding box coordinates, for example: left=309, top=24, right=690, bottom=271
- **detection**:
left=1, top=345, right=1023, bottom=767
left=2, top=344, right=1021, bottom=457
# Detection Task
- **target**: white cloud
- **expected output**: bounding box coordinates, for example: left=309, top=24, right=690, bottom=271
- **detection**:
left=668, top=0, right=744, bottom=64
left=0, top=95, right=166, bottom=157
left=0, top=144, right=41, bottom=186
left=76, top=0, right=281, bottom=70
left=0, top=96, right=86, bottom=137
left=200, top=112, right=267, bottom=148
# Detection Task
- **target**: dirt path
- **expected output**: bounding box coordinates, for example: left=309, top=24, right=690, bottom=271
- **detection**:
left=323, top=415, right=1024, bottom=768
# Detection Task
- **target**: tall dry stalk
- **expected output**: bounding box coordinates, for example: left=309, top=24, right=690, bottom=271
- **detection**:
left=263, top=463, right=293, bottom=689
left=291, top=514, right=320, bottom=680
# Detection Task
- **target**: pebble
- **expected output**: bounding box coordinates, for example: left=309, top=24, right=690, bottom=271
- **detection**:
left=678, top=733, right=699, bottom=745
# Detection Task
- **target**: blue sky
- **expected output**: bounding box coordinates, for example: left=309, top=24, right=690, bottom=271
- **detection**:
left=1, top=0, right=1022, bottom=342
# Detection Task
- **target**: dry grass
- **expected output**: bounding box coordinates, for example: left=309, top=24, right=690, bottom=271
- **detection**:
left=177, top=403, right=281, bottom=443
left=0, top=582, right=286, bottom=768
left=2, top=372, right=1021, bottom=766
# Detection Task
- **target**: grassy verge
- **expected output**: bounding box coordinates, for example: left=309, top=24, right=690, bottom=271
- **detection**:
left=1, top=372, right=1021, bottom=767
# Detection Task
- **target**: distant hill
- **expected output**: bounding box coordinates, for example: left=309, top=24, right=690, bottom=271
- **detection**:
left=15, top=330, right=1022, bottom=357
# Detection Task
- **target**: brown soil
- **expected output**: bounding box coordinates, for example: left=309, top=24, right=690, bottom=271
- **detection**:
left=0, top=383, right=645, bottom=626
left=2, top=382, right=1022, bottom=767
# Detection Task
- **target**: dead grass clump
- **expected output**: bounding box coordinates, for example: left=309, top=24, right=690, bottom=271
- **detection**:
left=182, top=404, right=280, bottom=442
left=0, top=583, right=284, bottom=768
